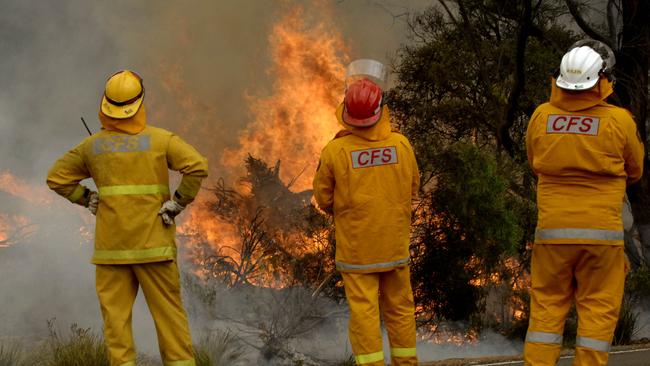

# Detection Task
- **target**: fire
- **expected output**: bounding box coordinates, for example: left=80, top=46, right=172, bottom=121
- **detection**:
left=0, top=170, right=54, bottom=205
left=0, top=213, right=34, bottom=248
left=221, top=4, right=347, bottom=192
left=175, top=3, right=348, bottom=287
left=0, top=170, right=96, bottom=248
left=419, top=324, right=479, bottom=346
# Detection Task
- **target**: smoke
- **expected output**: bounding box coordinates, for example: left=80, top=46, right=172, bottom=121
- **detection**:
left=0, top=0, right=530, bottom=363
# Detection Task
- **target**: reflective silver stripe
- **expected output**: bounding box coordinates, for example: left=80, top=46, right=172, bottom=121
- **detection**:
left=336, top=257, right=409, bottom=271
left=576, top=336, right=610, bottom=352
left=93, top=135, right=151, bottom=155
left=536, top=228, right=623, bottom=241
left=525, top=331, right=562, bottom=344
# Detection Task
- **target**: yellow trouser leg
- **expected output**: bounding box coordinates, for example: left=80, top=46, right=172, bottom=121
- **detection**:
left=524, top=244, right=575, bottom=366
left=342, top=272, right=384, bottom=366
left=572, top=246, right=625, bottom=366
left=379, top=266, right=417, bottom=366
left=96, top=265, right=139, bottom=366
left=133, top=261, right=195, bottom=366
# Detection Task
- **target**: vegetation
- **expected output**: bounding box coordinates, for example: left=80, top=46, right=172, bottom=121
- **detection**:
left=410, top=143, right=525, bottom=323
left=187, top=155, right=343, bottom=299
left=28, top=321, right=109, bottom=366
left=387, top=0, right=650, bottom=340
left=194, top=331, right=246, bottom=366
left=0, top=322, right=250, bottom=366
left=0, top=342, right=24, bottom=366
left=180, top=0, right=649, bottom=348
left=388, top=0, right=564, bottom=330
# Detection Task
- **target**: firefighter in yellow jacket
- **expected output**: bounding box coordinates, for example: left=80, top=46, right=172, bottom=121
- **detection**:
left=524, top=41, right=644, bottom=365
left=313, top=60, right=420, bottom=366
left=47, top=70, right=208, bottom=366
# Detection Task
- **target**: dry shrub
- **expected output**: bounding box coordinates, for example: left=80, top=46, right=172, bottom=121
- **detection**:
left=194, top=330, right=246, bottom=366
left=0, top=341, right=24, bottom=366
left=20, top=320, right=161, bottom=365
left=22, top=320, right=109, bottom=366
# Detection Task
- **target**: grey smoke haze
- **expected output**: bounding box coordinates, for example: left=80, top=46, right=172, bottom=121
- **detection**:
left=0, top=0, right=429, bottom=177
left=0, top=0, right=528, bottom=362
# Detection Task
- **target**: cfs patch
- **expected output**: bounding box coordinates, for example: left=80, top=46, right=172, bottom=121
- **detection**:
left=546, top=115, right=600, bottom=135
left=93, top=135, right=151, bottom=155
left=351, top=146, right=398, bottom=169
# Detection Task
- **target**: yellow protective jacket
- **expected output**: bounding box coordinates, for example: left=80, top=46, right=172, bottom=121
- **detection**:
left=313, top=105, right=420, bottom=273
left=47, top=109, right=208, bottom=264
left=526, top=78, right=644, bottom=245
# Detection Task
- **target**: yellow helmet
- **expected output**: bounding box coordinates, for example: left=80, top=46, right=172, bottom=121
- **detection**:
left=100, top=70, right=144, bottom=119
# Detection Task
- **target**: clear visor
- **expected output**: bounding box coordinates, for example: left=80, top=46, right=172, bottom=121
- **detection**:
left=569, top=39, right=616, bottom=73
left=346, top=59, right=387, bottom=87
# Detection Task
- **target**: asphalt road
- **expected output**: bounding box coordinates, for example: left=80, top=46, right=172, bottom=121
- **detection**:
left=470, top=347, right=650, bottom=366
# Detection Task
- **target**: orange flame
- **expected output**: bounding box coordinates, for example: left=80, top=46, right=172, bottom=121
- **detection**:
left=175, top=3, right=348, bottom=287
left=418, top=324, right=479, bottom=346
left=0, top=171, right=54, bottom=205
left=0, top=213, right=34, bottom=248
left=221, top=4, right=347, bottom=192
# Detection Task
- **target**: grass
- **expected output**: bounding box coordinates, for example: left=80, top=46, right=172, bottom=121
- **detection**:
left=0, top=321, right=253, bottom=366
left=25, top=320, right=111, bottom=366
left=193, top=330, right=247, bottom=366
left=0, top=341, right=24, bottom=366
left=1, top=321, right=161, bottom=366
left=613, top=297, right=639, bottom=345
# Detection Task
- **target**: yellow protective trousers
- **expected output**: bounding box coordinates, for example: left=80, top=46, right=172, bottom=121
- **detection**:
left=95, top=261, right=195, bottom=366
left=341, top=266, right=418, bottom=366
left=524, top=244, right=625, bottom=366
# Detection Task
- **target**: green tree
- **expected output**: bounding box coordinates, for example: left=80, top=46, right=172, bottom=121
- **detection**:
left=388, top=0, right=571, bottom=324
left=410, top=143, right=525, bottom=322
left=389, top=0, right=650, bottom=338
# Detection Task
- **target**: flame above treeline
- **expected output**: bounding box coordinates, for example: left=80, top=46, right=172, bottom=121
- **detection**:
left=221, top=4, right=347, bottom=192
left=177, top=3, right=348, bottom=282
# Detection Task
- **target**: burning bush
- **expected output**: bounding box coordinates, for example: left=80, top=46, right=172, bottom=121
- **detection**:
left=185, top=155, right=341, bottom=297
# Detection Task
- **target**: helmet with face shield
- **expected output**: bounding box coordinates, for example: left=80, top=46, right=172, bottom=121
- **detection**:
left=342, top=59, right=388, bottom=128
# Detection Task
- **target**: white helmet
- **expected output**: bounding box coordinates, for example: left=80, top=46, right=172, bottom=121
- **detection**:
left=556, top=39, right=616, bottom=91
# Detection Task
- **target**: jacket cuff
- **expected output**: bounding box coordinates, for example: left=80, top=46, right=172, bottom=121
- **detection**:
left=68, top=185, right=87, bottom=204
left=174, top=176, right=203, bottom=206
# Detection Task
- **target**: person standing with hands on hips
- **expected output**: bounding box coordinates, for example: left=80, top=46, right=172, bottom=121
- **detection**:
left=47, top=70, right=208, bottom=366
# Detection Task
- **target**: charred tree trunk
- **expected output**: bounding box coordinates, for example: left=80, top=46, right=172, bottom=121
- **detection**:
left=616, top=1, right=650, bottom=265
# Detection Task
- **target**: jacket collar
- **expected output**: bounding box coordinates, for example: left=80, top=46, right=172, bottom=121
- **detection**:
left=98, top=104, right=147, bottom=134
left=334, top=104, right=392, bottom=141
left=549, top=77, right=614, bottom=112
